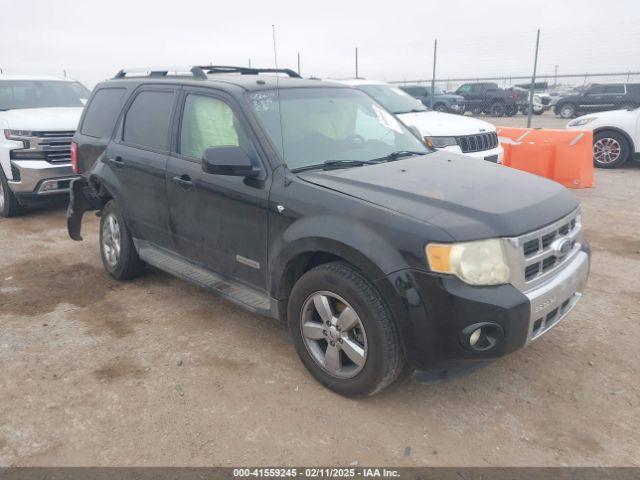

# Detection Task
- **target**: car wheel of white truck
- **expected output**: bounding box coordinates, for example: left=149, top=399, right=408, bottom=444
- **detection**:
left=288, top=261, right=405, bottom=397
left=593, top=131, right=631, bottom=169
left=0, top=168, right=23, bottom=218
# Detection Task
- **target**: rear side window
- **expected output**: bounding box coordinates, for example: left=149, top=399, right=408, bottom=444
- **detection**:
left=80, top=88, right=126, bottom=138
left=123, top=90, right=174, bottom=150
left=603, top=85, right=625, bottom=94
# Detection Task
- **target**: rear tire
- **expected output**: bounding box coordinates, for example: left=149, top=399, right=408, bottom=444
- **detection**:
left=489, top=102, right=505, bottom=116
left=0, top=168, right=23, bottom=218
left=559, top=103, right=577, bottom=119
left=288, top=261, right=404, bottom=397
left=100, top=200, right=145, bottom=280
left=593, top=131, right=631, bottom=169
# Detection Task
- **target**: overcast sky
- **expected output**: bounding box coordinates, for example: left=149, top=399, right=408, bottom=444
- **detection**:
left=2, top=0, right=639, bottom=88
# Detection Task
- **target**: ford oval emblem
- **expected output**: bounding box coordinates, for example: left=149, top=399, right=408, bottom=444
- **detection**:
left=552, top=237, right=573, bottom=257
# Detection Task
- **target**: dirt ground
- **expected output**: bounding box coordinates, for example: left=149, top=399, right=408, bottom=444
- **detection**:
left=1, top=117, right=639, bottom=466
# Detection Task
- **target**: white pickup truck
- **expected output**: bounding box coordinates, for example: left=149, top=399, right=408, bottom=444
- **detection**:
left=0, top=75, right=89, bottom=217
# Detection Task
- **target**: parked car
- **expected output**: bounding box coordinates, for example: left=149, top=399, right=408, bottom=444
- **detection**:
left=508, top=82, right=552, bottom=115
left=68, top=65, right=590, bottom=397
left=554, top=83, right=640, bottom=119
left=335, top=79, right=503, bottom=163
left=455, top=82, right=518, bottom=116
left=399, top=84, right=465, bottom=114
left=0, top=75, right=89, bottom=217
left=566, top=107, right=640, bottom=168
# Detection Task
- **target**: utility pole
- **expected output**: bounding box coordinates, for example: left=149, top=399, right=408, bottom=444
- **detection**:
left=355, top=47, right=359, bottom=79
left=297, top=52, right=301, bottom=76
left=527, top=29, right=541, bottom=128
left=430, top=39, right=437, bottom=109
left=248, top=58, right=252, bottom=68
left=554, top=64, right=558, bottom=87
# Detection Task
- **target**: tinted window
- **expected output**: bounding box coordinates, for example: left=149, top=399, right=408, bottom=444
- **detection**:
left=457, top=85, right=471, bottom=93
left=586, top=85, right=604, bottom=95
left=179, top=94, right=246, bottom=158
left=626, top=84, right=640, bottom=94
left=603, top=84, right=625, bottom=94
left=80, top=88, right=126, bottom=138
left=123, top=91, right=174, bottom=150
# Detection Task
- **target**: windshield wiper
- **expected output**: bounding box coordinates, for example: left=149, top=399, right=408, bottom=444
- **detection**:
left=368, top=150, right=427, bottom=163
left=291, top=159, right=380, bottom=173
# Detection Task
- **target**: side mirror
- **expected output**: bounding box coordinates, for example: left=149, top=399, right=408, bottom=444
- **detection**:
left=202, top=146, right=259, bottom=177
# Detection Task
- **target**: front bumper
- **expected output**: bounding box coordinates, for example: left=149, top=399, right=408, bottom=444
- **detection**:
left=376, top=243, right=590, bottom=373
left=8, top=160, right=78, bottom=203
left=440, top=144, right=504, bottom=163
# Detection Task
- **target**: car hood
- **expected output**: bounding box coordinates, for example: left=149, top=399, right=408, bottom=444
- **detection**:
left=0, top=107, right=83, bottom=131
left=397, top=110, right=496, bottom=137
left=435, top=94, right=465, bottom=102
left=298, top=151, right=579, bottom=240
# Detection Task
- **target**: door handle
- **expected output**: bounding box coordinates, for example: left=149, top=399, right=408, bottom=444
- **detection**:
left=172, top=174, right=194, bottom=190
left=107, top=156, right=125, bottom=168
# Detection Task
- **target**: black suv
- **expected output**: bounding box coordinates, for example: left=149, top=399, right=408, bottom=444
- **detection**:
left=554, top=83, right=640, bottom=119
left=68, top=66, right=590, bottom=397
left=455, top=82, right=518, bottom=116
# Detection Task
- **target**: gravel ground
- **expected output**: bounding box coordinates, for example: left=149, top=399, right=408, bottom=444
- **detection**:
left=1, top=116, right=639, bottom=466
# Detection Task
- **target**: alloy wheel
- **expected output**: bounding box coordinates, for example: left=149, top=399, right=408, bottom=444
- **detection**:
left=300, top=291, right=368, bottom=379
left=102, top=213, right=122, bottom=267
left=594, top=137, right=622, bottom=165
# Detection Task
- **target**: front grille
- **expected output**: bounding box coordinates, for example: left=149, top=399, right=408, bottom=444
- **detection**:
left=456, top=132, right=499, bottom=153
left=11, top=131, right=74, bottom=164
left=531, top=292, right=581, bottom=340
left=517, top=210, right=581, bottom=285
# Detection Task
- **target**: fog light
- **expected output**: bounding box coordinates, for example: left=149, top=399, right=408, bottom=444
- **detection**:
left=41, top=181, right=59, bottom=192
left=469, top=328, right=482, bottom=346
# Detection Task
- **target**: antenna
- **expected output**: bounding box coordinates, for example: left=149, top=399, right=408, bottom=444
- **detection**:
left=272, top=24, right=279, bottom=69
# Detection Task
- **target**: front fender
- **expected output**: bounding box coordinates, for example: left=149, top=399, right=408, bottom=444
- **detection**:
left=269, top=214, right=408, bottom=299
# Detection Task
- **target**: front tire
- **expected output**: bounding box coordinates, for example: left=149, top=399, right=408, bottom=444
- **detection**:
left=288, top=262, right=404, bottom=397
left=100, top=200, right=145, bottom=280
left=0, top=168, right=23, bottom=218
left=593, top=131, right=631, bottom=169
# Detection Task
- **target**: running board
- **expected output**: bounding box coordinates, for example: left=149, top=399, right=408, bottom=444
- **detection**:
left=136, top=240, right=273, bottom=316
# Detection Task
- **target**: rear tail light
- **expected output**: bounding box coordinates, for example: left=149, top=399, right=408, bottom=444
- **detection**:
left=70, top=142, right=79, bottom=174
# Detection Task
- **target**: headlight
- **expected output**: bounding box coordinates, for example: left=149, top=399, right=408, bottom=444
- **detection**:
left=426, top=239, right=510, bottom=286
left=4, top=129, right=34, bottom=140
left=567, top=117, right=596, bottom=127
left=424, top=136, right=458, bottom=148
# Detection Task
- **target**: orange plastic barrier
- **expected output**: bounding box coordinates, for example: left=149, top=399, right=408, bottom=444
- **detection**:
left=497, top=127, right=594, bottom=189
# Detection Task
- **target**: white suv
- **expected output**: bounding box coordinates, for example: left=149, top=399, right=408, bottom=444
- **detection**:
left=566, top=107, right=640, bottom=168
left=335, top=79, right=504, bottom=163
left=0, top=75, right=89, bottom=216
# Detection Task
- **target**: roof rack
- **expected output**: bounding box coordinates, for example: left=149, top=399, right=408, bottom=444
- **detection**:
left=194, top=65, right=301, bottom=78
left=113, top=67, right=208, bottom=80
left=113, top=65, right=301, bottom=80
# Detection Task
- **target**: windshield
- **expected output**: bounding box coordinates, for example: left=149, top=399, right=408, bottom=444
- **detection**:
left=356, top=84, right=427, bottom=114
left=0, top=80, right=90, bottom=110
left=249, top=87, right=428, bottom=171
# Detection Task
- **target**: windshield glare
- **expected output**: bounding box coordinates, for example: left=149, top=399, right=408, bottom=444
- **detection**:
left=0, top=80, right=90, bottom=110
left=249, top=87, right=428, bottom=171
left=357, top=84, right=427, bottom=114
